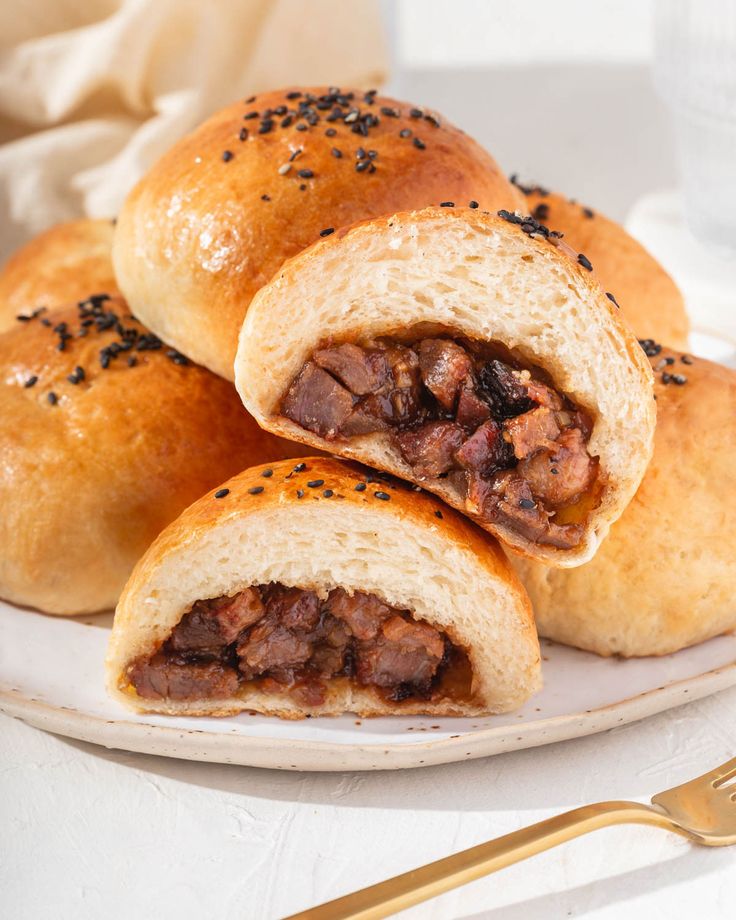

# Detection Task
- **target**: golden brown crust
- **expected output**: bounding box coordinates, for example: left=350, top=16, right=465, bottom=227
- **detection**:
left=0, top=297, right=304, bottom=616
left=113, top=86, right=525, bottom=380
left=236, top=206, right=656, bottom=568
left=108, top=457, right=541, bottom=718
left=510, top=346, right=736, bottom=656
left=521, top=185, right=690, bottom=349
left=0, top=219, right=119, bottom=332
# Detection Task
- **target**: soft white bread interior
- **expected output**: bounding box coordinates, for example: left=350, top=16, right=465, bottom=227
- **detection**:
left=107, top=458, right=541, bottom=718
left=509, top=346, right=736, bottom=657
left=235, top=207, right=656, bottom=568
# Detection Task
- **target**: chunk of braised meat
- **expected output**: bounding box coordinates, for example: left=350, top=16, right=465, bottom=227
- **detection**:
left=324, top=588, right=393, bottom=640
left=418, top=339, right=473, bottom=410
left=130, top=654, right=239, bottom=700
left=396, top=421, right=465, bottom=478
left=454, top=419, right=513, bottom=477
left=518, top=428, right=597, bottom=507
left=455, top=384, right=491, bottom=430
left=169, top=589, right=265, bottom=653
left=340, top=404, right=391, bottom=437
left=265, top=586, right=321, bottom=631
left=236, top=614, right=314, bottom=675
left=356, top=615, right=444, bottom=690
left=314, top=343, right=389, bottom=395
left=309, top=614, right=352, bottom=676
left=502, top=406, right=560, bottom=460
left=282, top=362, right=355, bottom=437
left=526, top=379, right=564, bottom=411
left=478, top=359, right=534, bottom=418
left=487, top=473, right=583, bottom=549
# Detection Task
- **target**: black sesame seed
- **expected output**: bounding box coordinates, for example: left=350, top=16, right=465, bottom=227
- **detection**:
left=399, top=128, right=412, bottom=138
left=299, top=183, right=306, bottom=191
left=577, top=253, right=593, bottom=271
left=322, top=489, right=334, bottom=498
left=293, top=462, right=307, bottom=472
left=664, top=356, right=675, bottom=365
left=381, top=106, right=399, bottom=117
left=320, top=228, right=334, bottom=237
left=639, top=339, right=662, bottom=357
left=413, top=137, right=426, bottom=150
left=23, top=375, right=38, bottom=388
left=47, top=392, right=58, bottom=405
left=280, top=115, right=293, bottom=128
left=374, top=491, right=390, bottom=501
left=296, top=123, right=308, bottom=132
left=245, top=95, right=256, bottom=103
left=605, top=292, right=621, bottom=309
left=355, top=160, right=370, bottom=172
left=248, top=486, right=264, bottom=495
left=214, top=488, right=230, bottom=499
left=468, top=200, right=479, bottom=209
left=244, top=111, right=258, bottom=120
left=672, top=374, right=687, bottom=385
left=681, top=354, right=694, bottom=365
left=325, top=127, right=336, bottom=137
left=354, top=482, right=367, bottom=492
left=258, top=119, right=274, bottom=134
left=262, top=469, right=273, bottom=478
left=331, top=147, right=342, bottom=158
left=662, top=372, right=672, bottom=384
left=582, top=207, right=595, bottom=218
left=296, top=489, right=304, bottom=498
left=440, top=201, right=454, bottom=207
left=307, top=479, right=324, bottom=488
left=239, top=128, right=248, bottom=141
left=297, top=168, right=314, bottom=179
left=409, top=108, right=423, bottom=118
left=434, top=510, right=443, bottom=519
left=286, top=91, right=302, bottom=100
left=221, top=150, right=234, bottom=162
left=355, top=147, right=367, bottom=159
left=127, top=356, right=137, bottom=367
left=261, top=194, right=271, bottom=201
left=519, top=498, right=535, bottom=510
left=531, top=202, right=550, bottom=222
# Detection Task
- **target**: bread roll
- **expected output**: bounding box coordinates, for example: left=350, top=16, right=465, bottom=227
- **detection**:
left=509, top=345, right=736, bottom=657
left=113, top=86, right=524, bottom=380
left=0, top=219, right=119, bottom=332
left=518, top=180, right=689, bottom=349
left=235, top=206, right=656, bottom=568
left=107, top=457, right=541, bottom=718
left=0, top=296, right=303, bottom=616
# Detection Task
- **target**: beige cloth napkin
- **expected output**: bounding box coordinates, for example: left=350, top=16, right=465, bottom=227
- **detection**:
left=0, top=0, right=388, bottom=261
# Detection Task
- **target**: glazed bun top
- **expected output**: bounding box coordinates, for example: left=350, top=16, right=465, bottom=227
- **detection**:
left=0, top=294, right=303, bottom=615
left=0, top=219, right=119, bottom=333
left=113, top=86, right=524, bottom=380
left=517, top=180, right=690, bottom=350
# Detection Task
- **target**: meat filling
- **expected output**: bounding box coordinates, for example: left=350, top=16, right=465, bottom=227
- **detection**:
left=128, top=585, right=469, bottom=707
left=281, top=337, right=599, bottom=548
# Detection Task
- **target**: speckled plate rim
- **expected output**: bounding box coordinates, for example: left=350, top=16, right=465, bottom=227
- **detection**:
left=3, top=658, right=735, bottom=772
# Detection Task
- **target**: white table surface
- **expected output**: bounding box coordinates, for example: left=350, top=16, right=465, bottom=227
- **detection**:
left=3, top=73, right=736, bottom=918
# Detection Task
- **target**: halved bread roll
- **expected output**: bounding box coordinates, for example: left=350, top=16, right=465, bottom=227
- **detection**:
left=509, top=345, right=736, bottom=657
left=107, top=458, right=541, bottom=718
left=516, top=180, right=690, bottom=350
left=235, top=207, right=656, bottom=568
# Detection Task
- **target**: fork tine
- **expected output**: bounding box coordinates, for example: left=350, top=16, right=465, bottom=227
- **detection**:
left=697, top=756, right=736, bottom=788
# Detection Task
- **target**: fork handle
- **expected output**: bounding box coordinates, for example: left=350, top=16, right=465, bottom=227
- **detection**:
left=284, top=801, right=681, bottom=920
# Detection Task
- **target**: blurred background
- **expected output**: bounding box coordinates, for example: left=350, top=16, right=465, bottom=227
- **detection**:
left=1, top=0, right=733, bottom=330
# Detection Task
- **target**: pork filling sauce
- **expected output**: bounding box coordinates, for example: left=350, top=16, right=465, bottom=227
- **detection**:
left=127, top=585, right=471, bottom=707
left=282, top=337, right=599, bottom=548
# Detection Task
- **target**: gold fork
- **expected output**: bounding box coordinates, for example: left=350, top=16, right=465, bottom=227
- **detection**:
left=285, top=756, right=736, bottom=920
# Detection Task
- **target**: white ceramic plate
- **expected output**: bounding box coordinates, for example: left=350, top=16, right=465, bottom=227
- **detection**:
left=2, top=327, right=735, bottom=772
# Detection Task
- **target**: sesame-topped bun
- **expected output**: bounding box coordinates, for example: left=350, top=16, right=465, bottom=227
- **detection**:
left=113, top=86, right=524, bottom=381
left=236, top=206, right=656, bottom=568
left=510, top=345, right=736, bottom=656
left=0, top=295, right=304, bottom=616
left=516, top=180, right=690, bottom=349
left=0, top=219, right=120, bottom=333
left=107, top=457, right=541, bottom=719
